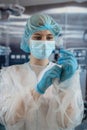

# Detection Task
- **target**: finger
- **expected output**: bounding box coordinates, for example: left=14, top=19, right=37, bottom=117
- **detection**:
left=50, top=73, right=58, bottom=78
left=50, top=72, right=60, bottom=79
left=58, top=56, right=74, bottom=61
left=58, top=57, right=77, bottom=64
left=59, top=49, right=74, bottom=57
left=58, top=60, right=76, bottom=66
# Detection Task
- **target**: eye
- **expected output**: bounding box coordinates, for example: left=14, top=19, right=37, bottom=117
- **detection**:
left=47, top=36, right=54, bottom=40
left=36, top=36, right=42, bottom=40
left=32, top=36, right=42, bottom=40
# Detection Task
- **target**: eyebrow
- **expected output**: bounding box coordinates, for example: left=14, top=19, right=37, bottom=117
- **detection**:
left=33, top=33, right=41, bottom=36
left=33, top=33, right=53, bottom=36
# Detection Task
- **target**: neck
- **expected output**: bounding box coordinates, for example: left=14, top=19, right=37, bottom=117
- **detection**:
left=30, top=54, right=49, bottom=66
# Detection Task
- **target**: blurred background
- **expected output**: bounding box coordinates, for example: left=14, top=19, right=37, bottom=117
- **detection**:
left=0, top=0, right=87, bottom=129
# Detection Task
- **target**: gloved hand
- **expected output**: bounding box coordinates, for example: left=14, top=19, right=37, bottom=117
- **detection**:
left=36, top=65, right=62, bottom=94
left=57, top=49, right=78, bottom=82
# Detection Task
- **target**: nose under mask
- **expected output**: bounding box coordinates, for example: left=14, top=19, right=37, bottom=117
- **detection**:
left=29, top=40, right=55, bottom=59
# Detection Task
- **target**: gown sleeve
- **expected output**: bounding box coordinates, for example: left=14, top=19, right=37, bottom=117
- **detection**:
left=48, top=69, right=84, bottom=130
left=0, top=66, right=28, bottom=128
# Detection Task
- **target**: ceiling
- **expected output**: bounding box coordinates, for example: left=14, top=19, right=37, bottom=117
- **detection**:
left=0, top=0, right=87, bottom=6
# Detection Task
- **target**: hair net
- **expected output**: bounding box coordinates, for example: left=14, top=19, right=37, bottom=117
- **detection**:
left=20, top=14, right=62, bottom=53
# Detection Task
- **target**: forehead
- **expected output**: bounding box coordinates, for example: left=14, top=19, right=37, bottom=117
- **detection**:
left=32, top=30, right=53, bottom=35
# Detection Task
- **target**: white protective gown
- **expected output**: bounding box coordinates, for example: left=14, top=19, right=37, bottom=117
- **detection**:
left=0, top=62, right=84, bottom=130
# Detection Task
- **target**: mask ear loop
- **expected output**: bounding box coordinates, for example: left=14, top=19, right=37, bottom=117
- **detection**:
left=28, top=36, right=35, bottom=48
left=28, top=37, right=32, bottom=45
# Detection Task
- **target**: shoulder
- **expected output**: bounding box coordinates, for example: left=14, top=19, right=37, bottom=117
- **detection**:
left=0, top=62, right=29, bottom=75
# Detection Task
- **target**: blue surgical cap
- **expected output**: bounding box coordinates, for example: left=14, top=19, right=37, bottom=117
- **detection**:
left=20, top=13, right=62, bottom=53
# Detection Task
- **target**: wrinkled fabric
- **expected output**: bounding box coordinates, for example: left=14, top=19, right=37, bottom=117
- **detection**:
left=0, top=62, right=84, bottom=130
left=20, top=14, right=61, bottom=53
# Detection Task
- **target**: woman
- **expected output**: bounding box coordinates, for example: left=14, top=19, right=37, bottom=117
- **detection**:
left=0, top=14, right=84, bottom=130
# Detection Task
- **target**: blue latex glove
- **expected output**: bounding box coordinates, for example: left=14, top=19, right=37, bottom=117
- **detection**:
left=0, top=124, right=5, bottom=130
left=57, top=49, right=78, bottom=82
left=36, top=65, right=62, bottom=94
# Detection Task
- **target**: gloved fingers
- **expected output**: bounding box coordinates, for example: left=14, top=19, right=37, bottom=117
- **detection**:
left=40, top=69, right=58, bottom=80
left=52, top=65, right=62, bottom=76
left=58, top=58, right=77, bottom=65
left=45, top=70, right=60, bottom=79
left=37, top=77, right=52, bottom=92
left=59, top=49, right=74, bottom=56
left=58, top=60, right=78, bottom=73
left=58, top=58, right=75, bottom=65
left=46, top=65, right=61, bottom=74
left=59, top=49, right=74, bottom=57
left=58, top=60, right=77, bottom=70
left=58, top=57, right=77, bottom=65
left=40, top=67, right=59, bottom=81
left=50, top=71, right=61, bottom=78
left=58, top=56, right=75, bottom=61
left=39, top=65, right=62, bottom=82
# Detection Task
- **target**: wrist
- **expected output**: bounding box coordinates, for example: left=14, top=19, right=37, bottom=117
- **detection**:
left=35, top=85, right=45, bottom=94
left=31, top=88, right=41, bottom=100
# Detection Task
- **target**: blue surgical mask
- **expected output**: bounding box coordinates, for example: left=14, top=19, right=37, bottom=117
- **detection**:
left=29, top=39, right=55, bottom=59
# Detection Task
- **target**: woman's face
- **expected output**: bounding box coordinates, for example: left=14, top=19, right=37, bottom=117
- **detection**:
left=29, top=30, right=55, bottom=62
left=31, top=30, right=54, bottom=41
